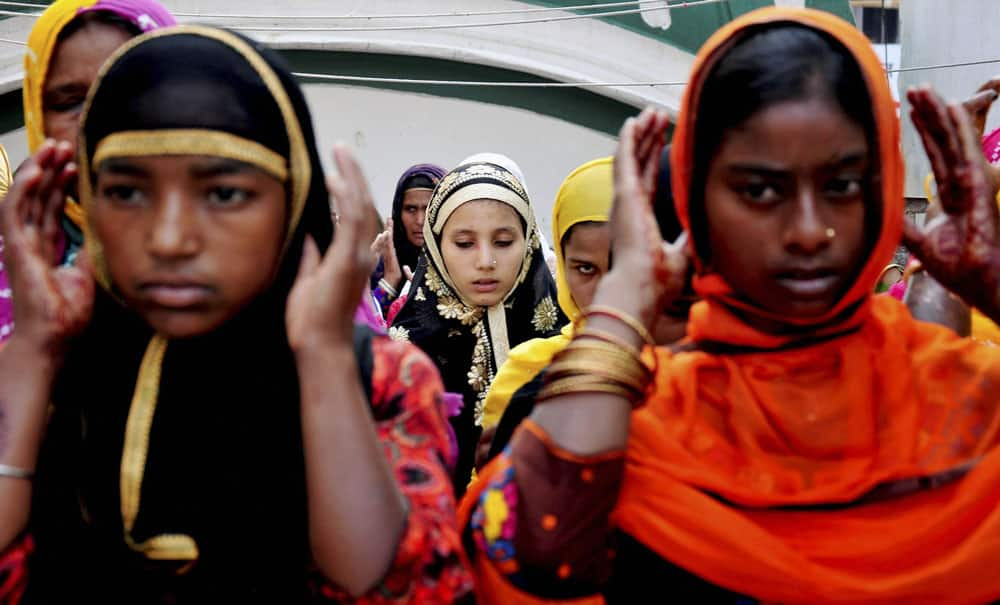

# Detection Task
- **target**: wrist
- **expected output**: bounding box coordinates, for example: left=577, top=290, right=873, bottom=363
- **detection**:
left=3, top=332, right=63, bottom=374
left=593, top=270, right=660, bottom=329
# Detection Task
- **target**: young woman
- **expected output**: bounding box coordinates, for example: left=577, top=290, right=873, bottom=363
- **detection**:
left=390, top=156, right=564, bottom=494
left=370, top=164, right=446, bottom=314
left=0, top=26, right=470, bottom=603
left=0, top=0, right=176, bottom=343
left=463, top=7, right=1000, bottom=604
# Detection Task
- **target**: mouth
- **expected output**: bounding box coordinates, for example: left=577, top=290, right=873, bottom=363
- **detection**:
left=138, top=280, right=213, bottom=309
left=773, top=268, right=840, bottom=300
left=411, top=232, right=424, bottom=242
left=471, top=279, right=500, bottom=294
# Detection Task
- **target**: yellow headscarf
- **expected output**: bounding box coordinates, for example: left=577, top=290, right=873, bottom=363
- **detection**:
left=480, top=157, right=613, bottom=428
left=22, top=0, right=102, bottom=229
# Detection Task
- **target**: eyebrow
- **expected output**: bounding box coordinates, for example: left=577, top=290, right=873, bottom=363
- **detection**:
left=452, top=226, right=518, bottom=237
left=567, top=256, right=597, bottom=264
left=43, top=82, right=88, bottom=98
left=99, top=158, right=150, bottom=177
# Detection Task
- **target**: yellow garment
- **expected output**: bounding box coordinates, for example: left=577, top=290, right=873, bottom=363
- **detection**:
left=480, top=157, right=613, bottom=428
left=22, top=0, right=100, bottom=229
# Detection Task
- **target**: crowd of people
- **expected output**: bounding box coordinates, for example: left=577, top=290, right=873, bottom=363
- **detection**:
left=1, top=1, right=1000, bottom=603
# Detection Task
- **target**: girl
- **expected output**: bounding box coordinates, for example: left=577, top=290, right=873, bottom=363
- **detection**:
left=390, top=156, right=564, bottom=494
left=0, top=26, right=470, bottom=603
left=465, top=7, right=1000, bottom=604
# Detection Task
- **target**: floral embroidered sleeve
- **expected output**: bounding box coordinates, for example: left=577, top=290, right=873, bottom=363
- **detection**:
left=466, top=420, right=624, bottom=603
left=312, top=336, right=473, bottom=604
left=0, top=535, right=32, bottom=604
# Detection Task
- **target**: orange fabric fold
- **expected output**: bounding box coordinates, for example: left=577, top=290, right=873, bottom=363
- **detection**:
left=615, top=6, right=1000, bottom=604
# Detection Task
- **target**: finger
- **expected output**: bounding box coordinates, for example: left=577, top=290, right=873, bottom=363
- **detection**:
left=41, top=161, right=75, bottom=252
left=911, top=107, right=952, bottom=206
left=921, top=89, right=966, bottom=175
left=403, top=265, right=413, bottom=281
left=962, top=89, right=997, bottom=115
left=296, top=234, right=321, bottom=281
left=977, top=76, right=1000, bottom=94
left=948, top=101, right=988, bottom=215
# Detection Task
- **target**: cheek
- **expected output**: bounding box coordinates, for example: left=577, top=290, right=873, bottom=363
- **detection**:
left=568, top=273, right=599, bottom=309
left=496, top=241, right=527, bottom=280
left=43, top=112, right=79, bottom=146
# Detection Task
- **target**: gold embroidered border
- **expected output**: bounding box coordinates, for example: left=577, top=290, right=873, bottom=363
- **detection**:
left=93, top=129, right=289, bottom=182
left=120, top=335, right=200, bottom=562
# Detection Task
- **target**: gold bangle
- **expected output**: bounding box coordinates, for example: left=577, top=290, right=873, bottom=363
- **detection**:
left=537, top=377, right=637, bottom=404
left=585, top=305, right=655, bottom=346
left=546, top=361, right=649, bottom=393
left=559, top=340, right=651, bottom=379
left=576, top=327, right=643, bottom=359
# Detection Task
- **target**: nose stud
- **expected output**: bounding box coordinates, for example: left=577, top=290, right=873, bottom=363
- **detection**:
left=825, top=227, right=836, bottom=239
left=491, top=259, right=498, bottom=266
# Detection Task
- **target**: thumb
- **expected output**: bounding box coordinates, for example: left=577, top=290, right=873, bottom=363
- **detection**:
left=403, top=265, right=413, bottom=281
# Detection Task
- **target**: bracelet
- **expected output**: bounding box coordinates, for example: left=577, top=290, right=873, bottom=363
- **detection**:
left=378, top=278, right=399, bottom=299
left=576, top=327, right=643, bottom=359
left=0, top=463, right=34, bottom=480
left=585, top=305, right=655, bottom=346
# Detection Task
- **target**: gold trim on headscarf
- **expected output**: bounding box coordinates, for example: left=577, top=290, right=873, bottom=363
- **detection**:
left=119, top=334, right=200, bottom=562
left=73, top=25, right=315, bottom=568
left=93, top=129, right=289, bottom=182
left=0, top=144, right=11, bottom=198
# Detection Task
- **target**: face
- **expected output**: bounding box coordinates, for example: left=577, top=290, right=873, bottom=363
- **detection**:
left=400, top=188, right=432, bottom=247
left=44, top=22, right=134, bottom=147
left=561, top=221, right=610, bottom=311
left=703, top=96, right=870, bottom=318
left=440, top=199, right=526, bottom=307
left=91, top=155, right=288, bottom=338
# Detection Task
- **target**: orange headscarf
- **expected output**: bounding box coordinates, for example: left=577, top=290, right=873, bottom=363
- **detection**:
left=612, top=7, right=1000, bottom=604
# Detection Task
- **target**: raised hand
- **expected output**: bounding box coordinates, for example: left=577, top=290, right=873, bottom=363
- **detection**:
left=0, top=140, right=93, bottom=355
left=371, top=217, right=403, bottom=290
left=598, top=107, right=689, bottom=329
left=904, top=86, right=1000, bottom=320
left=287, top=144, right=380, bottom=352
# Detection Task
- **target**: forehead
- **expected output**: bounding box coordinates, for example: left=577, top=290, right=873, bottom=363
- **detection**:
left=402, top=188, right=432, bottom=206
left=46, top=22, right=134, bottom=87
left=444, top=199, right=521, bottom=230
left=95, top=154, right=277, bottom=181
left=718, top=96, right=868, bottom=167
left=564, top=221, right=610, bottom=251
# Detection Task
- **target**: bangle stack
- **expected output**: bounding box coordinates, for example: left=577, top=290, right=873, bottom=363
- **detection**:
left=537, top=306, right=654, bottom=407
left=378, top=278, right=399, bottom=300
left=0, top=463, right=34, bottom=480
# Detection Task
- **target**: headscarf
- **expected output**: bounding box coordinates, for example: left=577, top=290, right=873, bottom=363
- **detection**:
left=480, top=157, right=612, bottom=429
left=22, top=0, right=176, bottom=229
left=389, top=163, right=446, bottom=275
left=28, top=26, right=334, bottom=601
left=611, top=8, right=1000, bottom=604
left=391, top=156, right=564, bottom=491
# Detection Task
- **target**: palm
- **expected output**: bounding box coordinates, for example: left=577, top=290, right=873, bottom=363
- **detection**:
left=1, top=142, right=93, bottom=349
left=287, top=145, right=378, bottom=352
left=906, top=87, right=1000, bottom=314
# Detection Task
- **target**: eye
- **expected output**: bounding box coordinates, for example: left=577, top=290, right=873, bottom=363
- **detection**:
left=824, top=176, right=863, bottom=199
left=494, top=239, right=514, bottom=248
left=453, top=240, right=474, bottom=249
left=207, top=186, right=251, bottom=206
left=101, top=184, right=145, bottom=206
left=575, top=263, right=596, bottom=276
left=738, top=182, right=782, bottom=205
left=45, top=96, right=85, bottom=114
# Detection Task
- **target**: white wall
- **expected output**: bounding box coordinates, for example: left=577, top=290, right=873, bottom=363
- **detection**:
left=900, top=0, right=1000, bottom=198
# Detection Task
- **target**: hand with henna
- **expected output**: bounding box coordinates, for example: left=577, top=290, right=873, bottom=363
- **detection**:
left=905, top=86, right=1000, bottom=324
left=961, top=77, right=1000, bottom=195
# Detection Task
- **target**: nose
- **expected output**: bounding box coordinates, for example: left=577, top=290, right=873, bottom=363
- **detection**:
left=415, top=208, right=426, bottom=229
left=782, top=186, right=831, bottom=256
left=474, top=243, right=495, bottom=271
left=147, top=190, right=200, bottom=261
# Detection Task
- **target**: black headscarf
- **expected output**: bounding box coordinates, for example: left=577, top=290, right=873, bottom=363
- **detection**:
left=390, top=164, right=445, bottom=274
left=390, top=159, right=564, bottom=493
left=28, top=26, right=334, bottom=603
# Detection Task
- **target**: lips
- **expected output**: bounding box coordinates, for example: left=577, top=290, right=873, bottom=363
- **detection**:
left=774, top=268, right=840, bottom=299
left=472, top=279, right=500, bottom=294
left=138, top=279, right=213, bottom=308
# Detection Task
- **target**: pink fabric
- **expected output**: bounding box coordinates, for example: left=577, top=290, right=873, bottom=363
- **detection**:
left=984, top=126, right=1000, bottom=165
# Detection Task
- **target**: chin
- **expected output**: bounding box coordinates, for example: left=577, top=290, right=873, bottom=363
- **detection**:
left=463, top=292, right=505, bottom=308
left=141, top=309, right=226, bottom=340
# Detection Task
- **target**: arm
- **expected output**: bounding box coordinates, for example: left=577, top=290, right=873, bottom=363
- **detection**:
left=289, top=145, right=470, bottom=599
left=0, top=142, right=91, bottom=552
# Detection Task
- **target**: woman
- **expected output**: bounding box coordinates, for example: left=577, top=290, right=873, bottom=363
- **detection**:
left=0, top=26, right=470, bottom=603
left=390, top=156, right=564, bottom=494
left=463, top=7, right=1000, bottom=604
left=0, top=0, right=176, bottom=344
left=370, top=164, right=446, bottom=314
